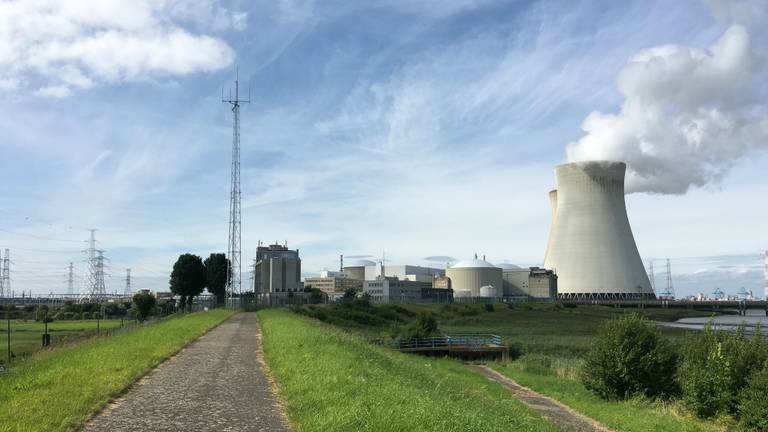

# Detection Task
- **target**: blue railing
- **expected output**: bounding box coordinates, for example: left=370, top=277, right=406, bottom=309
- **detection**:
left=387, top=333, right=503, bottom=349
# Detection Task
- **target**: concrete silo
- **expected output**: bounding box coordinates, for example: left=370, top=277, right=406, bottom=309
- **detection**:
left=446, top=259, right=503, bottom=298
left=544, top=161, right=654, bottom=300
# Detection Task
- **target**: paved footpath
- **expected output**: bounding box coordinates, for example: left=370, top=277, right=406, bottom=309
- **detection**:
left=84, top=313, right=291, bottom=432
left=468, top=365, right=613, bottom=432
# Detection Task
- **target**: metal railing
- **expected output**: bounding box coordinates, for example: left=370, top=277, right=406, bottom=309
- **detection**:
left=388, top=333, right=503, bottom=349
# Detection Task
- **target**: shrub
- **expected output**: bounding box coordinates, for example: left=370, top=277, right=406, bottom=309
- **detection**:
left=581, top=313, right=678, bottom=400
left=483, top=303, right=495, bottom=312
left=739, top=363, right=768, bottom=431
left=63, top=312, right=75, bottom=320
left=397, top=314, right=440, bottom=340
left=92, top=312, right=102, bottom=320
left=81, top=312, right=92, bottom=320
left=679, top=325, right=768, bottom=418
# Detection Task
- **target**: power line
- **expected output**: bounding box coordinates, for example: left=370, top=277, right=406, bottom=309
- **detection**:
left=0, top=228, right=85, bottom=243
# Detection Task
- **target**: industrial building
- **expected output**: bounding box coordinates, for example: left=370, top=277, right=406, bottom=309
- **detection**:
left=342, top=259, right=376, bottom=281
left=445, top=257, right=503, bottom=298
left=364, top=264, right=444, bottom=283
left=502, top=267, right=557, bottom=299
left=304, top=270, right=362, bottom=294
left=544, top=161, right=654, bottom=300
left=253, top=243, right=302, bottom=294
left=363, top=277, right=453, bottom=304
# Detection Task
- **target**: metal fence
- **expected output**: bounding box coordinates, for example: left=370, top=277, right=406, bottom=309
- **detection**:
left=386, top=333, right=503, bottom=349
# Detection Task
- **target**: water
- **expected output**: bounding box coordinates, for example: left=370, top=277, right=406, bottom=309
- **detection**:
left=658, top=309, right=768, bottom=332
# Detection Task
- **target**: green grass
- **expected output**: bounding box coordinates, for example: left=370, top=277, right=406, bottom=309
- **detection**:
left=0, top=309, right=235, bottom=432
left=489, top=360, right=728, bottom=432
left=258, top=309, right=557, bottom=432
left=1, top=319, right=125, bottom=364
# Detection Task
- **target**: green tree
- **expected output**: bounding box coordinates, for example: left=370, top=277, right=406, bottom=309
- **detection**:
left=204, top=253, right=230, bottom=305
left=581, top=313, right=678, bottom=400
left=170, top=253, right=207, bottom=311
left=132, top=291, right=156, bottom=322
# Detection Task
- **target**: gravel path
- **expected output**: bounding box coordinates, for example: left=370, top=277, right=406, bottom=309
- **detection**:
left=83, top=313, right=290, bottom=432
left=468, top=365, right=613, bottom=432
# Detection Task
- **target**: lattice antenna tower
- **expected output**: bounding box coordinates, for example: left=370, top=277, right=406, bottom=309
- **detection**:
left=647, top=260, right=656, bottom=294
left=124, top=268, right=131, bottom=296
left=67, top=262, right=74, bottom=295
left=222, top=68, right=250, bottom=301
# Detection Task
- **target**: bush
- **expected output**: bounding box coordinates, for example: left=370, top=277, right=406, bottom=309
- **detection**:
left=739, top=363, right=768, bottom=431
left=81, top=312, right=92, bottom=320
left=483, top=303, right=495, bottom=312
left=582, top=313, right=678, bottom=400
left=92, top=312, right=102, bottom=320
left=397, top=313, right=440, bottom=340
left=679, top=325, right=768, bottom=418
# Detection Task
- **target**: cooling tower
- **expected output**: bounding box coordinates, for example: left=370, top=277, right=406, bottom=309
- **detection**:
left=544, top=161, right=654, bottom=300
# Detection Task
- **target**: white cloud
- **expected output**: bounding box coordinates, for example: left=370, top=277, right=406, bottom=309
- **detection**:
left=0, top=0, right=242, bottom=96
left=567, top=25, right=768, bottom=194
left=35, top=85, right=72, bottom=98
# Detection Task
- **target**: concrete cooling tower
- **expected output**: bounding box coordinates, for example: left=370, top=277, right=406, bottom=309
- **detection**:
left=544, top=161, right=654, bottom=300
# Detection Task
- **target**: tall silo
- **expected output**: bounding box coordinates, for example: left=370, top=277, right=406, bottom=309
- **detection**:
left=446, top=259, right=503, bottom=298
left=544, top=161, right=653, bottom=300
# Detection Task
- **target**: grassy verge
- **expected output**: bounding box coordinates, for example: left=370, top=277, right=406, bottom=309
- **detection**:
left=258, top=309, right=557, bottom=432
left=1, top=319, right=124, bottom=363
left=0, top=309, right=235, bottom=432
left=489, top=361, right=727, bottom=432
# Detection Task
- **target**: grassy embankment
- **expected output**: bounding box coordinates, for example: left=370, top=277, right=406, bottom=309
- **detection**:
left=1, top=319, right=124, bottom=364
left=0, top=309, right=235, bottom=432
left=258, top=308, right=557, bottom=432
left=289, top=302, right=726, bottom=431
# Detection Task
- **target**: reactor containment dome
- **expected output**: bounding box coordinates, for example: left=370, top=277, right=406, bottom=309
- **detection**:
left=446, top=259, right=503, bottom=298
left=544, top=161, right=654, bottom=300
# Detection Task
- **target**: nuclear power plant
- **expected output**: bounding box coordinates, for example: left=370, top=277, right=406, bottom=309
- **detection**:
left=544, top=161, right=654, bottom=300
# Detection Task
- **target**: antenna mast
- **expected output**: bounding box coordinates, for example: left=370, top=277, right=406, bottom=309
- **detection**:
left=223, top=68, right=250, bottom=303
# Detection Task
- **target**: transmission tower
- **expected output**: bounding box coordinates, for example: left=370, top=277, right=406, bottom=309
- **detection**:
left=763, top=250, right=767, bottom=300
left=1, top=249, right=10, bottom=297
left=659, top=258, right=675, bottom=299
left=124, top=268, right=131, bottom=296
left=222, top=70, right=249, bottom=302
left=67, top=262, right=74, bottom=296
left=82, top=229, right=107, bottom=301
left=647, top=260, right=656, bottom=294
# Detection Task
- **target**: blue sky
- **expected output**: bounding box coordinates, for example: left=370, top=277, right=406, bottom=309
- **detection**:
left=0, top=0, right=766, bottom=298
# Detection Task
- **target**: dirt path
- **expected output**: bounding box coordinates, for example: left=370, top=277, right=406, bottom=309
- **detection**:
left=467, top=365, right=613, bottom=432
left=83, top=313, right=291, bottom=432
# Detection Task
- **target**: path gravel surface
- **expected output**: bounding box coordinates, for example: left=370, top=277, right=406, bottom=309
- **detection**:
left=83, top=312, right=290, bottom=432
left=468, top=364, right=613, bottom=432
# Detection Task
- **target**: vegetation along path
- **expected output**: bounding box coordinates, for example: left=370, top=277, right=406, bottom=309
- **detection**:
left=84, top=313, right=290, bottom=432
left=468, top=364, right=613, bottom=432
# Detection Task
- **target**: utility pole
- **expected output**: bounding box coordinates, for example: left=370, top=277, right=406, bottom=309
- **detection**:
left=67, top=262, right=74, bottom=296
left=222, top=68, right=249, bottom=305
left=124, top=268, right=131, bottom=296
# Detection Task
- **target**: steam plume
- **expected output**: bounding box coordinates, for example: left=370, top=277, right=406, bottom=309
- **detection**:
left=566, top=25, right=768, bottom=194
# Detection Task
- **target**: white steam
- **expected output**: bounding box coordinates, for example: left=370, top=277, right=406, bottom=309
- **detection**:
left=566, top=25, right=768, bottom=194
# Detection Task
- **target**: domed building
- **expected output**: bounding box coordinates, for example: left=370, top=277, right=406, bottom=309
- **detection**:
left=446, top=258, right=503, bottom=298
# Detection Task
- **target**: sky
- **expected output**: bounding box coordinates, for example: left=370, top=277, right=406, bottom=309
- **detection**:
left=0, top=0, right=766, bottom=299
